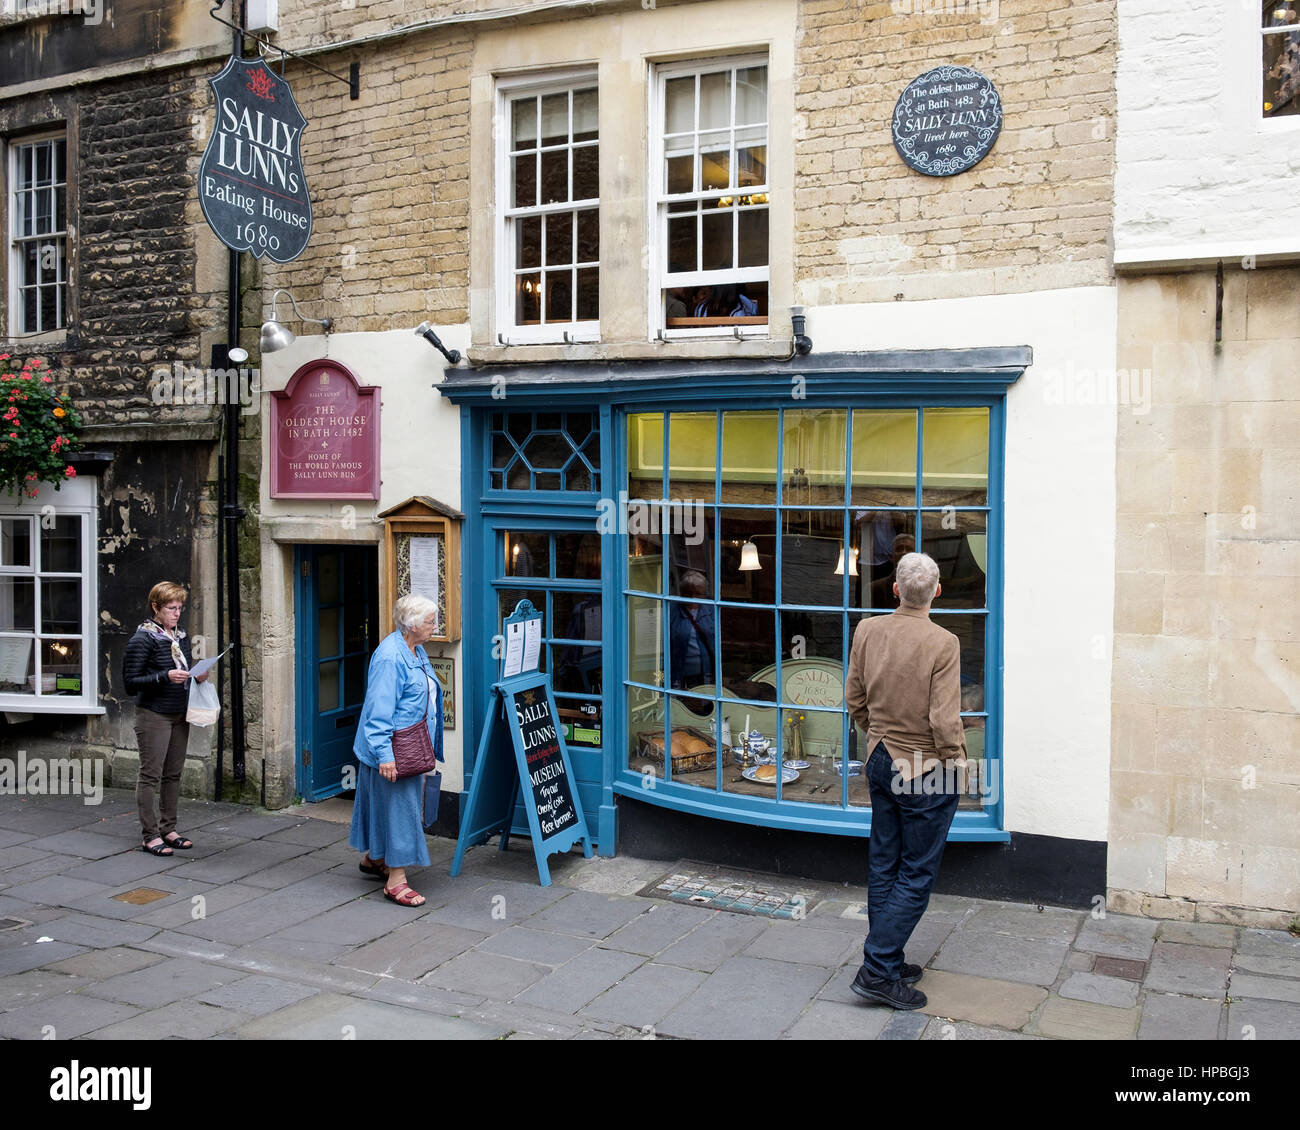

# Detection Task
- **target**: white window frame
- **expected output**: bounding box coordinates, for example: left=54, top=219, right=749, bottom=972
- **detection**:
left=7, top=130, right=70, bottom=340
left=649, top=54, right=770, bottom=342
left=0, top=476, right=102, bottom=714
left=1262, top=1, right=1300, bottom=119
left=495, top=69, right=601, bottom=345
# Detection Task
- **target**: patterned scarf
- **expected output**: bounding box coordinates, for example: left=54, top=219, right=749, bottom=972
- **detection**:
left=137, top=619, right=189, bottom=671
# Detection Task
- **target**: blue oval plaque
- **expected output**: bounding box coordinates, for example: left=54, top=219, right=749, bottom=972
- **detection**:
left=892, top=65, right=1003, bottom=177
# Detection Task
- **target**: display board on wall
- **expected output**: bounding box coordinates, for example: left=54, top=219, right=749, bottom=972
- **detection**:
left=379, top=497, right=463, bottom=643
left=270, top=360, right=380, bottom=498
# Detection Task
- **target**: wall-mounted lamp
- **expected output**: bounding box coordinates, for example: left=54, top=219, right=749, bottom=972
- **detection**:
left=738, top=539, right=762, bottom=571
left=790, top=305, right=812, bottom=356
left=833, top=546, right=859, bottom=576
left=227, top=347, right=249, bottom=365
left=260, top=289, right=334, bottom=354
left=415, top=321, right=462, bottom=365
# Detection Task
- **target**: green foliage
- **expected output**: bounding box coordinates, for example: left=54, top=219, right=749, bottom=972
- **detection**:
left=0, top=353, right=82, bottom=497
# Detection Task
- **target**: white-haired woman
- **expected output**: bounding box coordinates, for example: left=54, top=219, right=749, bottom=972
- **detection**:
left=349, top=593, right=444, bottom=907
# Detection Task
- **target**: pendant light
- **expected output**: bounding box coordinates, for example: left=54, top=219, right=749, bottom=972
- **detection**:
left=738, top=539, right=761, bottom=571
left=833, top=546, right=859, bottom=576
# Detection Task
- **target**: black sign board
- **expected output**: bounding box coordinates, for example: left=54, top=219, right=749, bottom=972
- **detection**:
left=451, top=670, right=593, bottom=886
left=198, top=55, right=314, bottom=262
left=892, top=65, right=1003, bottom=177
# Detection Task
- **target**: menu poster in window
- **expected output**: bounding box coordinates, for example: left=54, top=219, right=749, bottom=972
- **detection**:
left=409, top=536, right=441, bottom=609
left=502, top=620, right=525, bottom=678
left=521, top=616, right=542, bottom=674
left=0, top=637, right=30, bottom=685
left=270, top=360, right=380, bottom=499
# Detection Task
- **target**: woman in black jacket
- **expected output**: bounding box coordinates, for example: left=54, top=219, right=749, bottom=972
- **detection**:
left=122, top=581, right=208, bottom=855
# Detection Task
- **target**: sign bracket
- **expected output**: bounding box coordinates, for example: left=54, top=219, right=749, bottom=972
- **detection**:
left=209, top=0, right=361, bottom=100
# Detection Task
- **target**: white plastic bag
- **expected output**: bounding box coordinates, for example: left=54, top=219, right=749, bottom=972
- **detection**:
left=186, top=677, right=221, bottom=727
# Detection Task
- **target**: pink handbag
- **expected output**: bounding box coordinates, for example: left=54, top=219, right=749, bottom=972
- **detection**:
left=390, top=670, right=436, bottom=780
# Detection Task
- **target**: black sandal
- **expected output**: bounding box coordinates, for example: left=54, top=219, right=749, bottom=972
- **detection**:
left=141, top=838, right=174, bottom=856
left=163, top=833, right=194, bottom=850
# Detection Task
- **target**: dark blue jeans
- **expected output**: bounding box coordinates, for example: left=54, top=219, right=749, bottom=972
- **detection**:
left=861, top=741, right=960, bottom=981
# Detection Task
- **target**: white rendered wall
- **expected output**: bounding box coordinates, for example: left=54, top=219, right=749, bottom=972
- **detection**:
left=1116, top=1, right=1300, bottom=264
left=810, top=287, right=1119, bottom=843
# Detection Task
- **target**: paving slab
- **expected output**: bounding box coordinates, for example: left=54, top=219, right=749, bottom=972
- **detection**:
left=1058, top=971, right=1141, bottom=1008
left=0, top=968, right=83, bottom=1009
left=599, top=902, right=713, bottom=956
left=879, top=1010, right=930, bottom=1039
left=960, top=902, right=1085, bottom=945
left=262, top=821, right=352, bottom=848
left=0, top=828, right=34, bottom=848
left=0, top=939, right=87, bottom=975
left=654, top=911, right=769, bottom=972
left=273, top=896, right=429, bottom=946
left=1074, top=914, right=1160, bottom=960
left=83, top=999, right=251, bottom=1040
left=658, top=954, right=829, bottom=1040
left=1156, top=921, right=1237, bottom=947
left=44, top=945, right=165, bottom=980
left=189, top=811, right=305, bottom=838
left=422, top=878, right=568, bottom=934
left=902, top=914, right=961, bottom=968
left=18, top=830, right=131, bottom=860
left=921, top=1018, right=1042, bottom=1039
left=337, top=922, right=490, bottom=980
left=1229, top=972, right=1300, bottom=1004
left=476, top=926, right=596, bottom=967
left=782, top=998, right=891, bottom=1040
left=229, top=991, right=502, bottom=1039
left=930, top=929, right=1067, bottom=986
left=0, top=990, right=142, bottom=1040
left=1067, top=951, right=1095, bottom=972
left=419, top=949, right=551, bottom=1000
left=3, top=875, right=115, bottom=908
left=235, top=938, right=356, bottom=965
left=59, top=850, right=178, bottom=887
left=742, top=920, right=861, bottom=967
left=1236, top=929, right=1300, bottom=960
left=1226, top=997, right=1300, bottom=1041
left=1144, top=942, right=1231, bottom=997
left=163, top=839, right=316, bottom=884
left=578, top=961, right=708, bottom=1029
left=521, top=890, right=647, bottom=940
left=36, top=913, right=158, bottom=949
left=1137, top=992, right=1224, bottom=1041
left=238, top=853, right=341, bottom=889
left=80, top=954, right=246, bottom=1008
left=1030, top=996, right=1141, bottom=1040
left=1093, top=956, right=1145, bottom=980
left=358, top=978, right=486, bottom=1016
left=515, top=946, right=646, bottom=1014
left=196, top=974, right=321, bottom=1016
left=914, top=968, right=1047, bottom=1029
left=1, top=854, right=88, bottom=884
left=1233, top=952, right=1300, bottom=978
left=0, top=806, right=109, bottom=836
left=1, top=845, right=58, bottom=872
left=126, top=880, right=263, bottom=929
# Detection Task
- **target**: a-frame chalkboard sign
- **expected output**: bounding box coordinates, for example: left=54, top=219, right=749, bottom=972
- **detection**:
left=450, top=600, right=593, bottom=886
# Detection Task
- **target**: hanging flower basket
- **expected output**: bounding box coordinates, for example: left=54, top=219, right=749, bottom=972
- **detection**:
left=0, top=354, right=83, bottom=499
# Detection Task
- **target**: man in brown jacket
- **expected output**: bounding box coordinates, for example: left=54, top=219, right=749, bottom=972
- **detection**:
left=844, top=551, right=966, bottom=1010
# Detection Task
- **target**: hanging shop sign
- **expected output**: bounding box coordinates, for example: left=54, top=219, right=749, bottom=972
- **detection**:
left=270, top=359, right=380, bottom=499
left=892, top=65, right=1003, bottom=177
left=198, top=55, right=313, bottom=262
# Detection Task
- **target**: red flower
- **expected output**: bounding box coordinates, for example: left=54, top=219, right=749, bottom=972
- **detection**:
left=64, top=466, right=76, bottom=478
left=8, top=432, right=17, bottom=439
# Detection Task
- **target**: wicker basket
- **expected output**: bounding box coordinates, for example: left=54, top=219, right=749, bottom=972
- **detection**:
left=635, top=726, right=717, bottom=774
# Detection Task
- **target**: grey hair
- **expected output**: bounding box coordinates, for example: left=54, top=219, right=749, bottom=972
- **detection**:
left=894, top=552, right=940, bottom=607
left=393, top=593, right=439, bottom=633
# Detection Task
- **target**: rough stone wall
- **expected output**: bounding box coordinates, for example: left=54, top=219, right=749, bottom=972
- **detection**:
left=794, top=0, right=1116, bottom=304
left=1109, top=266, right=1300, bottom=928
left=257, top=30, right=473, bottom=332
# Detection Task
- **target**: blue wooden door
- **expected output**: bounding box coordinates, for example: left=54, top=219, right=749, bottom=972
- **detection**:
left=296, top=545, right=378, bottom=801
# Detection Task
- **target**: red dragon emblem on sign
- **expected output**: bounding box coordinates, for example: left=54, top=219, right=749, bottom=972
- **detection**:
left=245, top=68, right=276, bottom=102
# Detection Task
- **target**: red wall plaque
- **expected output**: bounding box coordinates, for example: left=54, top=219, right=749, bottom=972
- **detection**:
left=270, top=359, right=381, bottom=499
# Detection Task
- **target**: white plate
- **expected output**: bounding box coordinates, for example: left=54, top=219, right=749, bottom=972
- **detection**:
left=834, top=760, right=865, bottom=776
left=783, top=760, right=810, bottom=770
left=742, top=766, right=800, bottom=786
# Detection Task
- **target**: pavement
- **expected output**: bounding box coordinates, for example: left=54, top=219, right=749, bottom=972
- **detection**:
left=1, top=787, right=1298, bottom=1042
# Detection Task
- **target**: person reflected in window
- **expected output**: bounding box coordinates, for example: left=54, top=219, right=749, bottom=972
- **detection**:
left=669, top=570, right=715, bottom=691
left=869, top=533, right=914, bottom=609
left=690, top=286, right=717, bottom=318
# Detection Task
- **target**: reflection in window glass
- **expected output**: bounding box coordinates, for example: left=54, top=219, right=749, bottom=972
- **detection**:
left=2, top=519, right=32, bottom=568
left=668, top=412, right=716, bottom=502
left=719, top=508, right=775, bottom=606
left=720, top=411, right=777, bottom=503
left=923, top=407, right=988, bottom=506
left=921, top=512, right=988, bottom=610
left=853, top=512, right=917, bottom=610
left=783, top=409, right=846, bottom=507
left=851, top=409, right=916, bottom=507
left=627, top=595, right=663, bottom=687
left=780, top=512, right=846, bottom=608
left=1263, top=1, right=1300, bottom=116
left=627, top=412, right=664, bottom=499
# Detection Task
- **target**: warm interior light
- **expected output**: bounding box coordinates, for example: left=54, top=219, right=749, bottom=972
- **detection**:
left=833, top=547, right=859, bottom=577
left=51, top=642, right=69, bottom=657
left=739, top=539, right=761, bottom=571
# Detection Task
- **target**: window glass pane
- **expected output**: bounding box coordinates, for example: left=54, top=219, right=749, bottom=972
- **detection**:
left=540, top=149, right=568, bottom=204
left=545, top=212, right=573, bottom=266
left=35, top=142, right=50, bottom=186
left=720, top=411, right=777, bottom=503
left=516, top=215, right=541, bottom=269
left=777, top=614, right=845, bottom=703
left=699, top=70, right=732, bottom=131
left=517, top=272, right=541, bottom=324
left=667, top=215, right=698, bottom=276
left=318, top=553, right=340, bottom=603
left=513, top=97, right=537, bottom=146
left=0, top=637, right=33, bottom=692
left=540, top=91, right=568, bottom=145
left=544, top=270, right=573, bottom=322
left=781, top=512, right=847, bottom=608
left=318, top=661, right=339, bottom=712
left=736, top=66, right=768, bottom=124
left=575, top=209, right=599, bottom=263
left=1265, top=0, right=1300, bottom=28
left=851, top=409, right=917, bottom=507
left=575, top=267, right=599, bottom=321
left=699, top=140, right=730, bottom=191
left=665, top=76, right=695, bottom=134
left=556, top=693, right=602, bottom=746
left=1, top=519, right=31, bottom=567
left=668, top=593, right=715, bottom=691
left=572, top=87, right=598, bottom=141
left=855, top=513, right=917, bottom=610
left=923, top=406, right=989, bottom=506
left=719, top=508, right=775, bottom=607
left=628, top=502, right=664, bottom=594
left=344, top=653, right=365, bottom=705
left=573, top=145, right=599, bottom=201
left=628, top=595, right=664, bottom=686
left=318, top=607, right=341, bottom=658
left=497, top=591, right=548, bottom=661
left=737, top=207, right=768, bottom=267
left=1263, top=27, right=1300, bottom=115
left=344, top=597, right=367, bottom=652
left=629, top=686, right=666, bottom=781
left=666, top=152, right=694, bottom=195
left=554, top=534, right=601, bottom=580
left=513, top=152, right=537, bottom=208
left=783, top=409, right=846, bottom=504
left=701, top=210, right=733, bottom=270
left=934, top=612, right=986, bottom=706
left=42, top=638, right=81, bottom=696
left=40, top=515, right=80, bottom=573
left=504, top=532, right=548, bottom=577
left=40, top=282, right=58, bottom=332
left=41, top=578, right=81, bottom=633
left=668, top=411, right=716, bottom=503
left=0, top=576, right=35, bottom=631
left=737, top=142, right=766, bottom=188
left=627, top=413, right=664, bottom=500
left=719, top=603, right=776, bottom=697
left=921, top=512, right=988, bottom=610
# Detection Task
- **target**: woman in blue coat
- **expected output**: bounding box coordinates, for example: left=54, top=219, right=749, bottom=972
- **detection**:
left=349, top=593, right=444, bottom=907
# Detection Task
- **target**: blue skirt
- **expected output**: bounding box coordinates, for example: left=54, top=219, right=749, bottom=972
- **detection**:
left=348, top=763, right=430, bottom=869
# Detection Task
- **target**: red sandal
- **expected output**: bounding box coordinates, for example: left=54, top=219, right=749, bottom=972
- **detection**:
left=358, top=857, right=388, bottom=879
left=383, top=883, right=425, bottom=907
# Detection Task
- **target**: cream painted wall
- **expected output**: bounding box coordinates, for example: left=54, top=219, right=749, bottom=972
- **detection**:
left=258, top=325, right=471, bottom=793
left=1116, top=1, right=1300, bottom=264
left=809, top=287, right=1119, bottom=843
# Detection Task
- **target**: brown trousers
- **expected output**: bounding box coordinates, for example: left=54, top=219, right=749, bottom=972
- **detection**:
left=135, top=708, right=189, bottom=841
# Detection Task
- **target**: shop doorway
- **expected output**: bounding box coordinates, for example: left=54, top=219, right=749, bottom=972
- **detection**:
left=295, top=545, right=379, bottom=801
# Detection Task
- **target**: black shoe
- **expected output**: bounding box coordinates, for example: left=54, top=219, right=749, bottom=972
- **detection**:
left=851, top=969, right=927, bottom=1010
left=901, top=962, right=923, bottom=985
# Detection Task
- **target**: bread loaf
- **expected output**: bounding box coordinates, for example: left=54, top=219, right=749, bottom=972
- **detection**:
left=753, top=764, right=777, bottom=781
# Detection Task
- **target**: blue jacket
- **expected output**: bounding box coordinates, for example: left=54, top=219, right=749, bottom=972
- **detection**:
left=353, top=631, right=444, bottom=769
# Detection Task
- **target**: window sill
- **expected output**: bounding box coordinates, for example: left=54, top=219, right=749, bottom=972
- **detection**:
left=1, top=701, right=106, bottom=716
left=468, top=337, right=794, bottom=366
left=5, top=330, right=68, bottom=350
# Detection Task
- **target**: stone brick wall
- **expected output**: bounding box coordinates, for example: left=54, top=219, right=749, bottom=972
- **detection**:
left=794, top=0, right=1116, bottom=304
left=1109, top=265, right=1300, bottom=927
left=257, top=31, right=472, bottom=331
